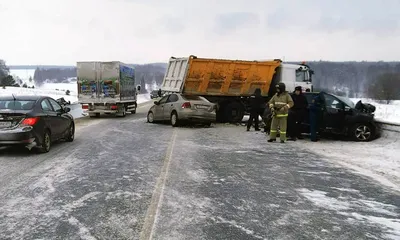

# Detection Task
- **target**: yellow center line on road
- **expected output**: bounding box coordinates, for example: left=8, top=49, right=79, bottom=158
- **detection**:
left=139, top=128, right=178, bottom=240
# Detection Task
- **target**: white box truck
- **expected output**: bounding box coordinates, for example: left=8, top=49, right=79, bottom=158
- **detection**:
left=77, top=61, right=141, bottom=118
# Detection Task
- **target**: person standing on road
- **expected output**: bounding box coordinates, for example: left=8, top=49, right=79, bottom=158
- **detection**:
left=247, top=88, right=265, bottom=131
left=268, top=83, right=294, bottom=143
left=158, top=88, right=162, bottom=97
left=288, top=86, right=308, bottom=141
left=309, top=92, right=323, bottom=142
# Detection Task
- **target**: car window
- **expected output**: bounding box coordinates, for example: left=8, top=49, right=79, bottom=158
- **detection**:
left=41, top=99, right=53, bottom=111
left=323, top=94, right=342, bottom=109
left=48, top=98, right=62, bottom=112
left=167, top=94, right=179, bottom=103
left=304, top=94, right=314, bottom=106
left=0, top=100, right=36, bottom=110
left=181, top=95, right=208, bottom=102
left=158, top=95, right=169, bottom=104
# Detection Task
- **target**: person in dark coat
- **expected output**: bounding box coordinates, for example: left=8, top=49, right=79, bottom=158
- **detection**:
left=158, top=89, right=162, bottom=97
left=247, top=88, right=265, bottom=131
left=309, top=92, right=324, bottom=142
left=288, top=86, right=308, bottom=140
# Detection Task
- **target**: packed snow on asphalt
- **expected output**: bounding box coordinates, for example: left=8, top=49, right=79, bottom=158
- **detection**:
left=0, top=98, right=399, bottom=239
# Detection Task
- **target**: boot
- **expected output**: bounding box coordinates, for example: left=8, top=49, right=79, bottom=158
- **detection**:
left=268, top=139, right=276, bottom=142
left=280, top=140, right=285, bottom=143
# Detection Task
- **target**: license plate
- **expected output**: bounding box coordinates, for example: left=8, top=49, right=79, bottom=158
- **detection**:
left=0, top=122, right=12, bottom=128
left=196, top=105, right=209, bottom=110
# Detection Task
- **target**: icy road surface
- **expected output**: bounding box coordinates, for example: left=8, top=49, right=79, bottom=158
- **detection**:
left=0, top=105, right=399, bottom=240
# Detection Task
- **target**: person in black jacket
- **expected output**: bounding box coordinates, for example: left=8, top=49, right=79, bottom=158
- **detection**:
left=247, top=88, right=265, bottom=131
left=288, top=86, right=308, bottom=140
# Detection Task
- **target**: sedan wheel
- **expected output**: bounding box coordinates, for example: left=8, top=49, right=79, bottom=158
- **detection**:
left=351, top=123, right=373, bottom=141
left=171, top=112, right=179, bottom=127
left=147, top=112, right=154, bottom=123
left=38, top=130, right=51, bottom=153
left=66, top=123, right=75, bottom=142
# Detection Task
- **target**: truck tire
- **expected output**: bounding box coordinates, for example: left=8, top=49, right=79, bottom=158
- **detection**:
left=225, top=102, right=245, bottom=123
left=131, top=103, right=137, bottom=114
left=117, top=107, right=126, bottom=117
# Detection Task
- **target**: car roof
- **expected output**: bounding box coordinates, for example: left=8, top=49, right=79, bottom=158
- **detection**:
left=0, top=95, right=46, bottom=101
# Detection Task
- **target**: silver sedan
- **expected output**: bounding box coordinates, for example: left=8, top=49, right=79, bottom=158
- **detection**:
left=147, top=93, right=216, bottom=127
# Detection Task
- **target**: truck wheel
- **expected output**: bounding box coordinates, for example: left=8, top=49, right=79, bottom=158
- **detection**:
left=350, top=123, right=374, bottom=142
left=225, top=102, right=244, bottom=123
left=171, top=112, right=179, bottom=127
left=117, top=108, right=126, bottom=117
left=131, top=103, right=137, bottom=114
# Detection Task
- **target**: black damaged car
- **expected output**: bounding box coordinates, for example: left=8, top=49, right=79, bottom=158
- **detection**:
left=0, top=95, right=75, bottom=153
left=302, top=91, right=379, bottom=141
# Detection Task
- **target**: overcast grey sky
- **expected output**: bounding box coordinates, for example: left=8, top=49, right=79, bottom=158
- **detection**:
left=1, top=0, right=399, bottom=65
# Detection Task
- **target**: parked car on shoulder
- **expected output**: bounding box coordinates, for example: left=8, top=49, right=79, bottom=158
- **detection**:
left=147, top=93, right=217, bottom=126
left=0, top=95, right=75, bottom=153
left=301, top=91, right=379, bottom=141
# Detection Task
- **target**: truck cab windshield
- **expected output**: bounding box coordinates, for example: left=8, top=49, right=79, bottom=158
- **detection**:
left=296, top=70, right=310, bottom=82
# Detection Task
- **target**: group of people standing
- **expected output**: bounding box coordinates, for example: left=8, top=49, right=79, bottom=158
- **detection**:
left=246, top=83, right=322, bottom=142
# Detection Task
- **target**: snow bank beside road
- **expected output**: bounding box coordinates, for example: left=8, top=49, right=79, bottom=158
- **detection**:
left=137, top=93, right=151, bottom=104
left=0, top=86, right=78, bottom=103
left=299, top=131, right=400, bottom=193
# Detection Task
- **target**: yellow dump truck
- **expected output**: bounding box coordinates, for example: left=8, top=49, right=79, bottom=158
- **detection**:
left=161, top=55, right=313, bottom=122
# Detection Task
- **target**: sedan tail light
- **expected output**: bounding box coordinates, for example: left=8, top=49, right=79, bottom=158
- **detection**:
left=181, top=102, right=191, bottom=109
left=82, top=104, right=89, bottom=109
left=21, top=117, right=40, bottom=126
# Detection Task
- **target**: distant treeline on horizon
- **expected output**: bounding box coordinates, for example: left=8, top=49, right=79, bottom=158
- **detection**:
left=10, top=61, right=400, bottom=98
left=8, top=60, right=400, bottom=70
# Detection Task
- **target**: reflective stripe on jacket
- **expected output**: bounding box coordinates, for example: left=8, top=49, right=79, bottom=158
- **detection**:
left=268, top=92, right=294, bottom=117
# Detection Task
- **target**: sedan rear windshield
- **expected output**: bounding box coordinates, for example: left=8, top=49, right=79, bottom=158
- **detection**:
left=0, top=100, right=36, bottom=110
left=181, top=95, right=208, bottom=101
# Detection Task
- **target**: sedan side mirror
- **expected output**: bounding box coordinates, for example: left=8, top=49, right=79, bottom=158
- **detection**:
left=154, top=101, right=159, bottom=105
left=64, top=107, right=71, bottom=113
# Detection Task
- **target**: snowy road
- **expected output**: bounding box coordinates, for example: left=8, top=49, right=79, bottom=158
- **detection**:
left=0, top=103, right=399, bottom=239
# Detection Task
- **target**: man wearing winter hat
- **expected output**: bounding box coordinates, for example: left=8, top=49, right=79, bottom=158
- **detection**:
left=267, top=83, right=294, bottom=143
left=288, top=86, right=308, bottom=140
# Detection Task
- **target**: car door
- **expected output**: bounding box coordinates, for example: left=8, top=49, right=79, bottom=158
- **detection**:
left=163, top=94, right=179, bottom=120
left=40, top=98, right=60, bottom=138
left=321, top=93, right=346, bottom=132
left=48, top=98, right=71, bottom=137
left=153, top=95, right=170, bottom=120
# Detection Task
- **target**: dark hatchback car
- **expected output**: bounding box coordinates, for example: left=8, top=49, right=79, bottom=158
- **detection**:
left=150, top=90, right=160, bottom=99
left=301, top=92, right=379, bottom=141
left=0, top=95, right=75, bottom=153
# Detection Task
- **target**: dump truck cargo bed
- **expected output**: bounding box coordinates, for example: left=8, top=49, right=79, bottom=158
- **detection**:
left=161, top=56, right=281, bottom=96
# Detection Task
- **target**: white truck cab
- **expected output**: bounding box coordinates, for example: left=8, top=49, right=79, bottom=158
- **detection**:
left=280, top=63, right=313, bottom=92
